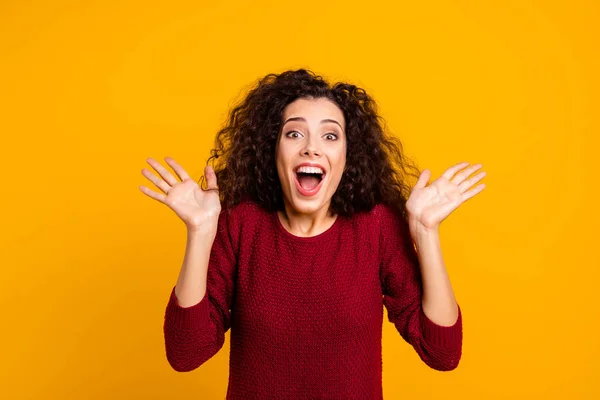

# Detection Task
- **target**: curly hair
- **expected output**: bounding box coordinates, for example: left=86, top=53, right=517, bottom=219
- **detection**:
left=200, top=68, right=422, bottom=221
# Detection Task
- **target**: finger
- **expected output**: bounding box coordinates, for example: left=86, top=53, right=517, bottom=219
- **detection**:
left=461, top=183, right=485, bottom=202
left=165, top=156, right=192, bottom=181
left=452, top=163, right=484, bottom=186
left=458, top=170, right=486, bottom=193
left=413, top=169, right=431, bottom=190
left=142, top=168, right=171, bottom=194
left=204, top=165, right=219, bottom=190
left=139, top=185, right=167, bottom=203
left=441, top=161, right=470, bottom=181
left=146, top=157, right=178, bottom=186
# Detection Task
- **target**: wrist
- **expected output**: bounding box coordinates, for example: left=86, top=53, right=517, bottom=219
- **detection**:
left=412, top=227, right=440, bottom=253
left=187, top=224, right=218, bottom=238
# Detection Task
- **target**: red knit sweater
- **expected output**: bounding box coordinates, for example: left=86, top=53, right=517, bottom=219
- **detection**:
left=163, top=201, right=463, bottom=399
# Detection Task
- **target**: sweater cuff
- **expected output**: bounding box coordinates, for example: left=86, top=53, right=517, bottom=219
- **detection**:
left=165, top=286, right=211, bottom=330
left=420, top=303, right=463, bottom=349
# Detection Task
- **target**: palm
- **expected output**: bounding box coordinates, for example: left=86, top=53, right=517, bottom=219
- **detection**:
left=406, top=162, right=486, bottom=233
left=140, top=157, right=221, bottom=232
left=165, top=179, right=221, bottom=227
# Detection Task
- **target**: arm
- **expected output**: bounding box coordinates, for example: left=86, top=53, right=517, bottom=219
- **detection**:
left=163, top=209, right=237, bottom=372
left=414, top=229, right=459, bottom=328
left=379, top=205, right=462, bottom=371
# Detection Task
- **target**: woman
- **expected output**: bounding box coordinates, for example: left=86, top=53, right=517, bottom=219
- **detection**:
left=139, top=69, right=486, bottom=399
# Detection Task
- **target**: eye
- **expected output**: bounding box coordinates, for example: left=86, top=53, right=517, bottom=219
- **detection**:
left=286, top=130, right=302, bottom=138
left=285, top=131, right=338, bottom=140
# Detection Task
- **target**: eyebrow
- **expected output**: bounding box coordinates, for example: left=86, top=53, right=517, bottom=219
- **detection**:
left=283, top=116, right=344, bottom=131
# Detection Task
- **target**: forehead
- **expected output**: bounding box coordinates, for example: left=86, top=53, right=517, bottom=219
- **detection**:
left=282, top=98, right=345, bottom=127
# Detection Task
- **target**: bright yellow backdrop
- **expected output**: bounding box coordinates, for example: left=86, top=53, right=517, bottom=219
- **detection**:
left=1, top=0, right=598, bottom=399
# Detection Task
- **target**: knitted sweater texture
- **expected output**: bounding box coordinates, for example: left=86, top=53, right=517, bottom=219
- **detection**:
left=163, top=201, right=463, bottom=399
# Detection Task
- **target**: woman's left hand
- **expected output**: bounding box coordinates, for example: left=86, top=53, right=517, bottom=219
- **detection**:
left=406, top=162, right=486, bottom=235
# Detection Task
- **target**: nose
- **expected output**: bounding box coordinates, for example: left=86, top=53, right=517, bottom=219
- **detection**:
left=301, top=138, right=321, bottom=157
left=302, top=147, right=320, bottom=156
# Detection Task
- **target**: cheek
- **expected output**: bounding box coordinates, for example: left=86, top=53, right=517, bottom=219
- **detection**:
left=275, top=159, right=290, bottom=187
left=276, top=145, right=291, bottom=165
left=333, top=152, right=346, bottom=172
left=328, top=163, right=345, bottom=187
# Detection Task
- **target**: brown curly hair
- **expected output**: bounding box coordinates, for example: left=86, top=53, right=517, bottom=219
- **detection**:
left=199, top=68, right=422, bottom=221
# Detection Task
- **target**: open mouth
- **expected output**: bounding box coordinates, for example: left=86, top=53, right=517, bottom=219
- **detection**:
left=295, top=171, right=324, bottom=190
left=293, top=168, right=326, bottom=196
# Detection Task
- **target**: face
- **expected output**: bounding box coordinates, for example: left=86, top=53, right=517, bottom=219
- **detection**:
left=275, top=97, right=347, bottom=216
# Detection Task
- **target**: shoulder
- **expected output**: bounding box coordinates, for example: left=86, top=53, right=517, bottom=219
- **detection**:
left=367, top=203, right=397, bottom=218
left=361, top=203, right=411, bottom=243
left=213, top=201, right=266, bottom=252
left=358, top=203, right=404, bottom=227
left=222, top=200, right=263, bottom=219
left=218, top=200, right=267, bottom=233
left=342, top=203, right=407, bottom=243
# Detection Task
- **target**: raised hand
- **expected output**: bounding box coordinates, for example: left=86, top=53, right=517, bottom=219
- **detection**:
left=406, top=162, right=486, bottom=234
left=139, top=157, right=221, bottom=233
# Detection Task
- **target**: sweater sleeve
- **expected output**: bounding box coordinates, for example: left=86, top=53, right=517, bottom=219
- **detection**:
left=163, top=209, right=238, bottom=372
left=378, top=204, right=463, bottom=371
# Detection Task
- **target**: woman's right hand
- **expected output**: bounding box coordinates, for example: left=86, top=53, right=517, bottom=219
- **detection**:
left=139, top=157, right=221, bottom=233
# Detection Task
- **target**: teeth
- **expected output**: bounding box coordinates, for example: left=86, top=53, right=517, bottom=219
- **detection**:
left=296, top=166, right=324, bottom=174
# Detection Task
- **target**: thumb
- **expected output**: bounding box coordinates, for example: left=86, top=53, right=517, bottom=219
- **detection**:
left=205, top=165, right=219, bottom=190
left=413, top=169, right=431, bottom=191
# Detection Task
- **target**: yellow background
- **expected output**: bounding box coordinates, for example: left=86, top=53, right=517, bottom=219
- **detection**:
left=1, top=0, right=598, bottom=398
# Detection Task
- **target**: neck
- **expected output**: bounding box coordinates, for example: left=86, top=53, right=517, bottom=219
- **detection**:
left=278, top=201, right=337, bottom=237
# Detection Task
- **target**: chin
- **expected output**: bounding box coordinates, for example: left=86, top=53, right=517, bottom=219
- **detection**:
left=290, top=199, right=323, bottom=213
left=287, top=192, right=332, bottom=214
